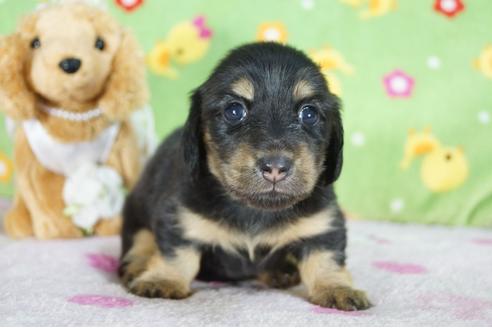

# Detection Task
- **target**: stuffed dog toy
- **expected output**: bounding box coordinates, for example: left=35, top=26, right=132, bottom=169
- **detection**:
left=0, top=2, right=154, bottom=239
left=119, top=43, right=371, bottom=311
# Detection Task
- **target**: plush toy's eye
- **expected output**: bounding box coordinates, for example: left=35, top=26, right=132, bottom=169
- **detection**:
left=30, top=37, right=41, bottom=49
left=298, top=105, right=319, bottom=126
left=223, top=102, right=247, bottom=124
left=95, top=37, right=105, bottom=51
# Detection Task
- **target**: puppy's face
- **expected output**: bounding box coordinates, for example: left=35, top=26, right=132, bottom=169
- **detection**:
left=184, top=43, right=343, bottom=210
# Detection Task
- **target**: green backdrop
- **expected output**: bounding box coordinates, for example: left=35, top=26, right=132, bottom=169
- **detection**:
left=1, top=0, right=491, bottom=227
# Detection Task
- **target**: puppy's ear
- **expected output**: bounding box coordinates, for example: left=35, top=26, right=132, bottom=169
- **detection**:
left=0, top=33, right=36, bottom=121
left=321, top=97, right=344, bottom=185
left=98, top=29, right=149, bottom=120
left=182, top=89, right=204, bottom=180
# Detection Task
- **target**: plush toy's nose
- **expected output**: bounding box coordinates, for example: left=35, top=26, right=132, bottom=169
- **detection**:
left=59, top=58, right=82, bottom=74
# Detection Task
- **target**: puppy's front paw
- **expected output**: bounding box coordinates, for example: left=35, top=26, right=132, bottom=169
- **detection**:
left=309, top=286, right=371, bottom=311
left=129, top=278, right=190, bottom=299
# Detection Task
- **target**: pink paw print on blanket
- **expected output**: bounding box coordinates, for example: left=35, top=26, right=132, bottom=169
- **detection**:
left=373, top=261, right=428, bottom=274
left=312, top=306, right=370, bottom=316
left=418, top=292, right=492, bottom=322
left=368, top=234, right=391, bottom=245
left=68, top=295, right=133, bottom=308
left=471, top=238, right=492, bottom=246
left=86, top=253, right=119, bottom=273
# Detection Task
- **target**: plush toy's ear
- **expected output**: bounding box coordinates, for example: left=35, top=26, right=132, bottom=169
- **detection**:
left=182, top=89, right=205, bottom=180
left=321, top=97, right=344, bottom=186
left=99, top=29, right=148, bottom=120
left=0, top=34, right=36, bottom=121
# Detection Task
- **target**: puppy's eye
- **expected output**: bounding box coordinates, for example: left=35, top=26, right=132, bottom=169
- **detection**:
left=95, top=37, right=105, bottom=51
left=298, top=105, right=319, bottom=126
left=30, top=37, right=41, bottom=49
left=223, top=102, right=247, bottom=124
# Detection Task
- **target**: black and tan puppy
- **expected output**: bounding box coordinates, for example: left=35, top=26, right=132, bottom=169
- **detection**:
left=119, top=43, right=371, bottom=311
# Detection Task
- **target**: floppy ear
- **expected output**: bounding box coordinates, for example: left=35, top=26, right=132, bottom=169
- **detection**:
left=321, top=98, right=344, bottom=186
left=0, top=33, right=36, bottom=121
left=98, top=29, right=148, bottom=120
left=182, top=90, right=205, bottom=180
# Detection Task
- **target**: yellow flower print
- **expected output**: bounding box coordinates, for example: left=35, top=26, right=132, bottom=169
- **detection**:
left=0, top=152, right=13, bottom=183
left=257, top=22, right=288, bottom=44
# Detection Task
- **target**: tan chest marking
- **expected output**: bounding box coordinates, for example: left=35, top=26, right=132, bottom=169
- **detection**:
left=179, top=207, right=336, bottom=259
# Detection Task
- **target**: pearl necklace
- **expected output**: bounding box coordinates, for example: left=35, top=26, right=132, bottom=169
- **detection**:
left=39, top=104, right=103, bottom=122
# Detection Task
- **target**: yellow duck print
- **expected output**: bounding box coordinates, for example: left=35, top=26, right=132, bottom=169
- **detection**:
left=309, top=46, right=354, bottom=96
left=148, top=16, right=212, bottom=78
left=341, top=0, right=397, bottom=19
left=400, top=128, right=441, bottom=170
left=421, top=146, right=468, bottom=193
left=401, top=128, right=468, bottom=193
left=473, top=45, right=492, bottom=79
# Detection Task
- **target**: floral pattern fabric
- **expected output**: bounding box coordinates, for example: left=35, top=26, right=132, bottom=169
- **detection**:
left=0, top=0, right=491, bottom=227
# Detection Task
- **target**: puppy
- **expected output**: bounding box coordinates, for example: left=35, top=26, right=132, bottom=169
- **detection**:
left=119, top=43, right=371, bottom=311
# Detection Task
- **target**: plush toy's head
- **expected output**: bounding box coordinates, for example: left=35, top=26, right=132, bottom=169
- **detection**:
left=0, top=3, right=148, bottom=120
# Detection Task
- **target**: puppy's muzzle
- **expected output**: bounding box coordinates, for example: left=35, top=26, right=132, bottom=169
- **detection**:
left=257, top=156, right=293, bottom=183
left=59, top=57, right=82, bottom=74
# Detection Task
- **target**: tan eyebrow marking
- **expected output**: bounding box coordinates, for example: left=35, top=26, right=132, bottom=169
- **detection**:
left=293, top=80, right=315, bottom=100
left=231, top=78, right=254, bottom=100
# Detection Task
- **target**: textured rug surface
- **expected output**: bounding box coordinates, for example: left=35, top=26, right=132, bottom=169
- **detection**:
left=1, top=212, right=492, bottom=327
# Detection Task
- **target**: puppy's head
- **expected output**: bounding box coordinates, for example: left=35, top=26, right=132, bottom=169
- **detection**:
left=183, top=43, right=343, bottom=210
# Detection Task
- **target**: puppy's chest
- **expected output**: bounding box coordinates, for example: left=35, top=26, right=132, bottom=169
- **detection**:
left=179, top=207, right=334, bottom=260
left=198, top=244, right=273, bottom=281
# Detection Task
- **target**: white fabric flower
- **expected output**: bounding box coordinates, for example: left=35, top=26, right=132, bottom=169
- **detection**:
left=63, top=162, right=124, bottom=232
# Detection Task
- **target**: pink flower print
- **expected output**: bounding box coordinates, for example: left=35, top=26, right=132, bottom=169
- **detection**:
left=383, top=69, right=415, bottom=98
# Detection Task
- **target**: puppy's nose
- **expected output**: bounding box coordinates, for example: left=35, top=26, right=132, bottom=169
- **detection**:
left=59, top=58, right=82, bottom=74
left=258, top=156, right=292, bottom=183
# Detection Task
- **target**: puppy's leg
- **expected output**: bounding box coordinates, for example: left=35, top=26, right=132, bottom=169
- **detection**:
left=3, top=193, right=33, bottom=238
left=258, top=253, right=300, bottom=289
left=120, top=229, right=200, bottom=299
left=119, top=229, right=158, bottom=286
left=298, top=250, right=371, bottom=311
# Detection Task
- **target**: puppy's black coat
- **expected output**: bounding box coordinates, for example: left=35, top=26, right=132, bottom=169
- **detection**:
left=120, top=43, right=370, bottom=310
